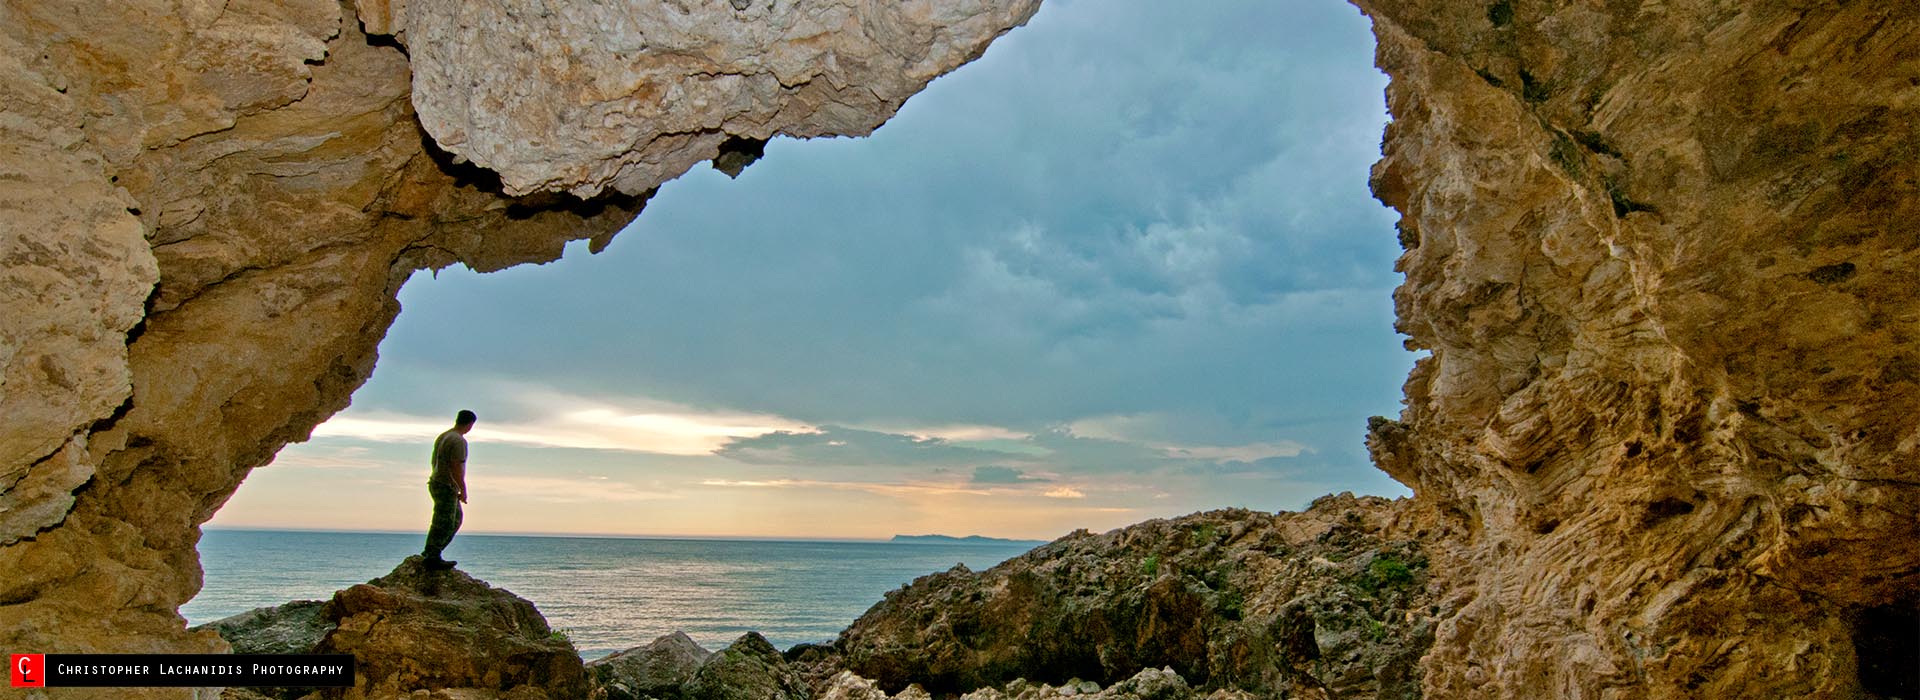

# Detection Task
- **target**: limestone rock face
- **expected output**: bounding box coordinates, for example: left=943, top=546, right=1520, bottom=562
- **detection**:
left=0, top=0, right=1034, bottom=696
left=837, top=499, right=1438, bottom=699
left=375, top=0, right=1043, bottom=197
left=0, top=30, right=157, bottom=544
left=1350, top=1, right=1920, bottom=697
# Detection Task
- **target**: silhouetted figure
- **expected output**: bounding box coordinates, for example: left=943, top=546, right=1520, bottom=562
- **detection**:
left=423, top=410, right=475, bottom=570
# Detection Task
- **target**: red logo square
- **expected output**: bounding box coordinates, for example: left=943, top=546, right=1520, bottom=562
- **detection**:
left=10, top=654, right=44, bottom=687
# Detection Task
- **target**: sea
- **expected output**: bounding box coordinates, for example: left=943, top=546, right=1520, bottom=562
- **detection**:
left=184, top=529, right=1039, bottom=660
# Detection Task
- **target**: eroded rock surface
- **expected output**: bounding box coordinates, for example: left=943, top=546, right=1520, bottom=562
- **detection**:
left=377, top=0, right=1043, bottom=197
left=588, top=631, right=714, bottom=700
left=195, top=600, right=335, bottom=657
left=836, top=498, right=1438, bottom=700
left=1353, top=1, right=1920, bottom=697
left=820, top=666, right=1260, bottom=700
left=683, top=632, right=812, bottom=700
left=200, top=557, right=587, bottom=700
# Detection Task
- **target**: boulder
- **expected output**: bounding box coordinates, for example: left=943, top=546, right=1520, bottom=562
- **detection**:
left=817, top=670, right=888, bottom=700
left=316, top=556, right=588, bottom=700
left=196, top=600, right=334, bottom=656
left=954, top=667, right=1202, bottom=700
left=196, top=558, right=586, bottom=700
left=587, top=631, right=713, bottom=700
left=683, top=632, right=809, bottom=700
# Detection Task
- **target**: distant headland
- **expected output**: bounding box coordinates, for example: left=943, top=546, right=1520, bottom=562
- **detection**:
left=889, top=534, right=1047, bottom=546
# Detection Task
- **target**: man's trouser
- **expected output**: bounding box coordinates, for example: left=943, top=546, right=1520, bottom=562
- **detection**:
left=423, top=480, right=463, bottom=560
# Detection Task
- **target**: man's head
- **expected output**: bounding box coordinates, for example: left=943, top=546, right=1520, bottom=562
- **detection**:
left=455, top=409, right=477, bottom=433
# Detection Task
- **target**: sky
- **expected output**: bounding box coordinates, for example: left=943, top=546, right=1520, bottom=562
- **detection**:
left=209, top=0, right=1417, bottom=541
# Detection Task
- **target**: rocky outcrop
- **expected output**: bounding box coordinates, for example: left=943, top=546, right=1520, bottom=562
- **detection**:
left=0, top=2, right=1037, bottom=697
left=835, top=498, right=1438, bottom=699
left=819, top=666, right=1260, bottom=700
left=320, top=557, right=588, bottom=700
left=1349, top=1, right=1920, bottom=697
left=196, top=600, right=335, bottom=657
left=683, top=632, right=812, bottom=700
left=585, top=630, right=812, bottom=700
left=588, top=631, right=714, bottom=700
left=200, top=557, right=587, bottom=700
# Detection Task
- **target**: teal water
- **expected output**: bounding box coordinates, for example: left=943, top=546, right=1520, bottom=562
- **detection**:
left=185, top=529, right=1037, bottom=659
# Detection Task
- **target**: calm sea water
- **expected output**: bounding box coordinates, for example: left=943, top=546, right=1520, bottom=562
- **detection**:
left=185, top=529, right=1037, bottom=659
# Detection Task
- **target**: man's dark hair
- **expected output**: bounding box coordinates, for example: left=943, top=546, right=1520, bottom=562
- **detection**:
left=455, top=409, right=478, bottom=426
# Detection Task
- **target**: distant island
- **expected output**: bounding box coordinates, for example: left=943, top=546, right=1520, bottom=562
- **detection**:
left=890, top=534, right=1047, bottom=546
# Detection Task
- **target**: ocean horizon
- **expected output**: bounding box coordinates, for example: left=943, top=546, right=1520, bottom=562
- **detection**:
left=186, top=528, right=1041, bottom=659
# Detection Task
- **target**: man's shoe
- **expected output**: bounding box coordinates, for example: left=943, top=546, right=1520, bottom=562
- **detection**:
left=423, top=556, right=457, bottom=570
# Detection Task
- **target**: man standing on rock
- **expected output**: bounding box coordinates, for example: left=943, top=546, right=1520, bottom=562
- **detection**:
left=423, top=409, right=475, bottom=570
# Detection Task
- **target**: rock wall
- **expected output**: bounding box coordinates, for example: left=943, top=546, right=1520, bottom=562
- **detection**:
left=1, top=0, right=1913, bottom=698
left=0, top=1, right=1036, bottom=699
left=1352, top=1, right=1919, bottom=697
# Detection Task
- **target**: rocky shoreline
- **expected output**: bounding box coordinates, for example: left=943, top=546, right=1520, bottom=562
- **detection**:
left=200, top=494, right=1435, bottom=700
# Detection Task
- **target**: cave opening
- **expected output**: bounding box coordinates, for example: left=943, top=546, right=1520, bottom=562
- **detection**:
left=1855, top=602, right=1920, bottom=699
left=189, top=0, right=1414, bottom=671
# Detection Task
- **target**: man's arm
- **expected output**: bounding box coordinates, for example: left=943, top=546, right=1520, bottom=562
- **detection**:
left=454, top=460, right=467, bottom=503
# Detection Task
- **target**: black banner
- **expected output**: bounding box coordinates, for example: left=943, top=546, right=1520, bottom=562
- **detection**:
left=11, top=654, right=354, bottom=687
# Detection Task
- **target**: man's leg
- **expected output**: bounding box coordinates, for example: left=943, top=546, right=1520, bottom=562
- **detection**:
left=423, top=483, right=461, bottom=567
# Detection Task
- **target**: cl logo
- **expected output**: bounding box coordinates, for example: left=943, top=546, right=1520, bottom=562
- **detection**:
left=10, top=654, right=43, bottom=687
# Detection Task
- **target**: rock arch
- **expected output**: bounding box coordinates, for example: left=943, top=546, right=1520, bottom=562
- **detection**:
left=1, top=1, right=1914, bottom=698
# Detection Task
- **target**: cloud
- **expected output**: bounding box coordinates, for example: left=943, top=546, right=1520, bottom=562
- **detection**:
left=698, top=478, right=995, bottom=498
left=479, top=475, right=680, bottom=503
left=712, top=425, right=1028, bottom=467
left=1043, top=487, right=1086, bottom=499
left=855, top=423, right=1032, bottom=442
left=266, top=445, right=385, bottom=470
left=310, top=394, right=809, bottom=456
left=971, top=465, right=1048, bottom=484
left=1165, top=443, right=1307, bottom=461
left=704, top=418, right=1317, bottom=479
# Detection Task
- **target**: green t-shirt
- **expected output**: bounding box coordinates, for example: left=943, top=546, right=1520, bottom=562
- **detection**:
left=431, top=429, right=468, bottom=486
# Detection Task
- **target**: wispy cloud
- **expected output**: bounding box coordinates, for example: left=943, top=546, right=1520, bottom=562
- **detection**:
left=1043, top=487, right=1086, bottom=499
left=479, top=475, right=680, bottom=503
left=311, top=399, right=811, bottom=456
left=855, top=423, right=1032, bottom=442
left=698, top=478, right=996, bottom=498
left=267, top=445, right=386, bottom=470
left=1162, top=442, right=1307, bottom=461
left=704, top=418, right=1312, bottom=476
left=1064, top=414, right=1310, bottom=462
left=971, top=465, right=1049, bottom=484
left=712, top=425, right=1031, bottom=466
